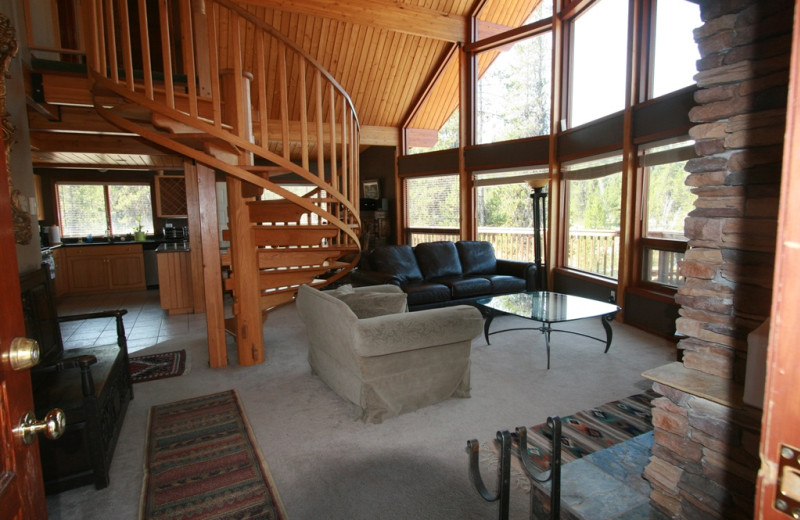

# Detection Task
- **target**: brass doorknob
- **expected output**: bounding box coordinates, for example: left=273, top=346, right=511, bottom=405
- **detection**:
left=4, top=337, right=40, bottom=370
left=14, top=409, right=65, bottom=445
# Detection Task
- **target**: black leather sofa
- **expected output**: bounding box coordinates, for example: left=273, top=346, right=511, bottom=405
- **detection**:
left=352, top=240, right=540, bottom=310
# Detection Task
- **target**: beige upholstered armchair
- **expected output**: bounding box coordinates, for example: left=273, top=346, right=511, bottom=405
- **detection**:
left=296, top=284, right=483, bottom=423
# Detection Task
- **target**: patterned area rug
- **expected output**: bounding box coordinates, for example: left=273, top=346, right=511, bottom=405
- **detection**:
left=140, top=390, right=287, bottom=520
left=517, top=390, right=658, bottom=473
left=130, top=350, right=187, bottom=383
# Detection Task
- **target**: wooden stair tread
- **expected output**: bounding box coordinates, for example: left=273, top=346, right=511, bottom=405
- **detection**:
left=220, top=246, right=355, bottom=268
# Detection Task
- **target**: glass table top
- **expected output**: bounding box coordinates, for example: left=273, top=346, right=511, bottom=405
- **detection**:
left=477, top=291, right=620, bottom=323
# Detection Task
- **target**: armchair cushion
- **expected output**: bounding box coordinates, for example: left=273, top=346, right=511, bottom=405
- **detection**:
left=337, top=290, right=408, bottom=318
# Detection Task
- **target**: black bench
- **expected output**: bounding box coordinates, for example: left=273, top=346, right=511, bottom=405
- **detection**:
left=20, top=265, right=133, bottom=494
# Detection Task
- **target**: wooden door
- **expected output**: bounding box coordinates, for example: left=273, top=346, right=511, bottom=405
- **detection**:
left=0, top=126, right=47, bottom=519
left=755, top=2, right=800, bottom=518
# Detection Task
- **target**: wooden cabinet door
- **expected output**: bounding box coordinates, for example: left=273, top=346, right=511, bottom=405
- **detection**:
left=107, top=253, right=146, bottom=290
left=66, top=254, right=108, bottom=293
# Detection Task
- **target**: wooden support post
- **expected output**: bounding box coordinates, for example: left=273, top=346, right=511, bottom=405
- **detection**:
left=221, top=69, right=264, bottom=366
left=184, top=159, right=206, bottom=313
left=196, top=163, right=227, bottom=368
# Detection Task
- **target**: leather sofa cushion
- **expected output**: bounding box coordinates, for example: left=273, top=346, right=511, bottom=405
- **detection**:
left=480, top=274, right=526, bottom=294
left=368, top=245, right=424, bottom=283
left=435, top=276, right=493, bottom=299
left=415, top=241, right=462, bottom=280
left=457, top=241, right=497, bottom=275
left=404, top=282, right=452, bottom=307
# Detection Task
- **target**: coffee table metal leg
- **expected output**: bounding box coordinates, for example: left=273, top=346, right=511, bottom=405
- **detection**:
left=601, top=315, right=613, bottom=353
left=483, top=314, right=495, bottom=344
left=543, top=326, right=552, bottom=369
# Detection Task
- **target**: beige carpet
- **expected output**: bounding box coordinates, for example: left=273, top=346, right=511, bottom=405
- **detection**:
left=46, top=303, right=675, bottom=520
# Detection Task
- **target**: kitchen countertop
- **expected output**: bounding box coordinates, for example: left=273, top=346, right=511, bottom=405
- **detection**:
left=41, top=239, right=183, bottom=253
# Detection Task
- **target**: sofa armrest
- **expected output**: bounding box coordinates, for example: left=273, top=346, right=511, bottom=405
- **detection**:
left=496, top=259, right=539, bottom=291
left=353, top=305, right=482, bottom=357
left=349, top=269, right=404, bottom=287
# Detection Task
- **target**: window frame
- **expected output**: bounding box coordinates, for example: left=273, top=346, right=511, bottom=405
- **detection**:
left=561, top=152, right=624, bottom=280
left=634, top=137, right=697, bottom=293
left=55, top=181, right=155, bottom=238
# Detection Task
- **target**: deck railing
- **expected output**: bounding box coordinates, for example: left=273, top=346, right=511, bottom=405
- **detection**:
left=408, top=228, right=625, bottom=279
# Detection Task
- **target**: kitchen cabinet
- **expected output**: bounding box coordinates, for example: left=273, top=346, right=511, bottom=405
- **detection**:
left=64, top=244, right=146, bottom=294
left=156, top=247, right=194, bottom=314
left=155, top=175, right=188, bottom=217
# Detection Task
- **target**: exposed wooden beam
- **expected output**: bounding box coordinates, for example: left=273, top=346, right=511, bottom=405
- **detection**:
left=31, top=106, right=401, bottom=147
left=29, top=132, right=174, bottom=155
left=235, top=0, right=467, bottom=42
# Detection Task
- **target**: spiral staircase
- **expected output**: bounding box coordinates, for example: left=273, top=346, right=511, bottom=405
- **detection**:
left=82, top=0, right=362, bottom=366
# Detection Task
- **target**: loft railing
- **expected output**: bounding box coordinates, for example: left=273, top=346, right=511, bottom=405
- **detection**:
left=79, top=0, right=361, bottom=248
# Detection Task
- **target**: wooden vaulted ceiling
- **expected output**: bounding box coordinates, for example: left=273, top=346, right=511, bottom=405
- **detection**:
left=28, top=0, right=542, bottom=169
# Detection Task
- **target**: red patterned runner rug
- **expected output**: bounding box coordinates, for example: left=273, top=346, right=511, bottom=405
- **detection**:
left=130, top=350, right=187, bottom=384
left=140, top=390, right=287, bottom=520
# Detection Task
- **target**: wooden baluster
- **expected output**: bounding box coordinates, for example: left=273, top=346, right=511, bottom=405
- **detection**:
left=328, top=84, right=337, bottom=192
left=117, top=0, right=134, bottom=91
left=104, top=0, right=118, bottom=83
left=82, top=0, right=100, bottom=72
left=205, top=2, right=221, bottom=128
left=278, top=42, right=290, bottom=160
left=190, top=0, right=211, bottom=99
left=256, top=31, right=268, bottom=148
left=299, top=57, right=309, bottom=171
left=95, top=0, right=107, bottom=76
left=315, top=70, right=325, bottom=180
left=178, top=0, right=198, bottom=117
left=158, top=0, right=174, bottom=109
left=137, top=0, right=154, bottom=99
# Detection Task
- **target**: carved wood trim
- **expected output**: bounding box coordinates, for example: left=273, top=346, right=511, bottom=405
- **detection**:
left=1, top=13, right=31, bottom=245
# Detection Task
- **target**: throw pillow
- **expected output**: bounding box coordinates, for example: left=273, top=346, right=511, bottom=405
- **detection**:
left=338, top=291, right=408, bottom=319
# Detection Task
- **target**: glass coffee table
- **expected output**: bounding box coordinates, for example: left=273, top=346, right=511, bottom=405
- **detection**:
left=476, top=291, right=621, bottom=369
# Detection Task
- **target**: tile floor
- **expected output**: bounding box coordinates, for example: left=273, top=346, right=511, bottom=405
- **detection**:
left=57, top=289, right=211, bottom=355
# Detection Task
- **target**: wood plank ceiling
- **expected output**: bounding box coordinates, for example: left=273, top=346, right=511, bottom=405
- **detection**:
left=27, top=0, right=542, bottom=169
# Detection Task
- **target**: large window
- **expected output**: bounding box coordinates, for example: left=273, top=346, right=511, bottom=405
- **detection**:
left=474, top=169, right=548, bottom=261
left=476, top=31, right=552, bottom=144
left=404, top=174, right=460, bottom=244
left=569, top=0, right=629, bottom=127
left=640, top=139, right=697, bottom=287
left=57, top=183, right=154, bottom=238
left=564, top=155, right=623, bottom=278
left=651, top=0, right=701, bottom=98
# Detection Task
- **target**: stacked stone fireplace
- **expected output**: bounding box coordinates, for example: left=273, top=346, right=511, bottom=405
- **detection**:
left=642, top=0, right=793, bottom=518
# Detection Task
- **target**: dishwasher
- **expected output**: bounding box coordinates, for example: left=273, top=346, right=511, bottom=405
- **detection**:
left=143, top=242, right=159, bottom=288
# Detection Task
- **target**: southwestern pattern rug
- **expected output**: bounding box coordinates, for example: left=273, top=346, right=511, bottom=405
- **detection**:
left=517, top=389, right=658, bottom=473
left=130, top=350, right=187, bottom=384
left=140, top=390, right=287, bottom=520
